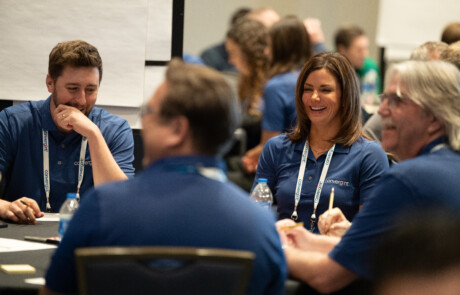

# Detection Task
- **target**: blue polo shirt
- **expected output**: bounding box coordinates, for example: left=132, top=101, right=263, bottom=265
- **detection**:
left=330, top=138, right=460, bottom=279
left=262, top=71, right=299, bottom=133
left=0, top=97, right=135, bottom=212
left=45, top=155, right=287, bottom=295
left=253, top=134, right=388, bottom=232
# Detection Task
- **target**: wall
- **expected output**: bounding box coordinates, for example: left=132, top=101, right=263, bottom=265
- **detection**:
left=183, top=0, right=381, bottom=61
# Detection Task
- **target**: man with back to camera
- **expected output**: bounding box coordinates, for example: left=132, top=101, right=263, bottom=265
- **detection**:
left=275, top=60, right=460, bottom=293
left=0, top=40, right=134, bottom=224
left=40, top=59, right=287, bottom=295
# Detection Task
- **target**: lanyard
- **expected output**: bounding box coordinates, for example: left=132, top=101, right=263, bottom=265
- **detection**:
left=430, top=143, right=446, bottom=153
left=42, top=130, right=88, bottom=212
left=292, top=140, right=335, bottom=231
left=169, top=163, right=227, bottom=182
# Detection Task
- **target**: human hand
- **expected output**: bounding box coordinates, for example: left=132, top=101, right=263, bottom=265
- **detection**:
left=0, top=197, right=44, bottom=224
left=303, top=18, right=325, bottom=44
left=276, top=219, right=312, bottom=251
left=54, top=104, right=97, bottom=138
left=318, top=208, right=351, bottom=237
left=242, top=145, right=263, bottom=173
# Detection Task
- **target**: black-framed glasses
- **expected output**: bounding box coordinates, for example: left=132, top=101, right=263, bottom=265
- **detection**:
left=378, top=92, right=405, bottom=108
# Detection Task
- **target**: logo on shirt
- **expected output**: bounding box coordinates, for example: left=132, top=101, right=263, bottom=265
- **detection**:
left=74, top=161, right=92, bottom=166
left=325, top=179, right=350, bottom=187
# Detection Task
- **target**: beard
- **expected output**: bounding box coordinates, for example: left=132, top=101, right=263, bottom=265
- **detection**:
left=52, top=89, right=92, bottom=116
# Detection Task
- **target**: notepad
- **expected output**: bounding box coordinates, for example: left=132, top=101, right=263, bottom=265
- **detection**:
left=0, top=264, right=36, bottom=274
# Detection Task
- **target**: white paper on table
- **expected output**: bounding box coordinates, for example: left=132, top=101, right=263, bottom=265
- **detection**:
left=25, top=277, right=46, bottom=286
left=0, top=238, right=57, bottom=253
left=37, top=213, right=60, bottom=222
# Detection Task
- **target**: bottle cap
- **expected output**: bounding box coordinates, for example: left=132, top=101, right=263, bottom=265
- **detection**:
left=67, top=193, right=77, bottom=199
left=257, top=178, right=268, bottom=183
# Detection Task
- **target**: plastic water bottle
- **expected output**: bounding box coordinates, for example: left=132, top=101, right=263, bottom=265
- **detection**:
left=250, top=178, right=273, bottom=211
left=361, top=70, right=378, bottom=107
left=58, top=193, right=79, bottom=237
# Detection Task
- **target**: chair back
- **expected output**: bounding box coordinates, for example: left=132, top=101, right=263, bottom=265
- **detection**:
left=76, top=246, right=254, bottom=295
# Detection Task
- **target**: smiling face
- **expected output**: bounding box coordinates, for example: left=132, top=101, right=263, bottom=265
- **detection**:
left=47, top=66, right=99, bottom=117
left=302, top=68, right=342, bottom=133
left=378, top=74, right=435, bottom=161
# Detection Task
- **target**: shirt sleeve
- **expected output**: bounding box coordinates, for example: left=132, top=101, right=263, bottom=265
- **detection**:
left=329, top=173, right=415, bottom=279
left=105, top=120, right=135, bottom=177
left=252, top=136, right=282, bottom=194
left=45, top=189, right=101, bottom=293
left=357, top=140, right=389, bottom=205
left=261, top=81, right=289, bottom=132
left=0, top=110, right=14, bottom=174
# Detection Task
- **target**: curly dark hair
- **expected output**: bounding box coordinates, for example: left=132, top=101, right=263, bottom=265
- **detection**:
left=227, top=18, right=268, bottom=115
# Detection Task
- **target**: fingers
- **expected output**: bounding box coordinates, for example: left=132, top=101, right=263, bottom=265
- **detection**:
left=10, top=198, right=43, bottom=224
left=276, top=219, right=297, bottom=230
left=241, top=156, right=257, bottom=173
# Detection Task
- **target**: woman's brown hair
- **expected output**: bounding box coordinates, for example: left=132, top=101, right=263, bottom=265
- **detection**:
left=288, top=52, right=363, bottom=146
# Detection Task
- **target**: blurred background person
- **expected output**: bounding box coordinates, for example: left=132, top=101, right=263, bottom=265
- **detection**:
left=253, top=52, right=388, bottom=233
left=240, top=15, right=313, bottom=182
left=441, top=21, right=460, bottom=44
left=225, top=17, right=269, bottom=153
left=200, top=7, right=251, bottom=72
left=335, top=24, right=381, bottom=122
left=373, top=209, right=460, bottom=295
left=246, top=7, right=280, bottom=28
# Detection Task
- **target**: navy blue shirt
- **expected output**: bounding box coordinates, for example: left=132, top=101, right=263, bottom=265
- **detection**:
left=262, top=71, right=299, bottom=133
left=330, top=138, right=460, bottom=279
left=0, top=97, right=135, bottom=212
left=253, top=134, right=388, bottom=232
left=45, top=156, right=287, bottom=295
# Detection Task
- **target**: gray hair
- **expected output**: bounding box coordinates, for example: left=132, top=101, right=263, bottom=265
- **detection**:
left=385, top=60, right=460, bottom=151
left=410, top=41, right=448, bottom=61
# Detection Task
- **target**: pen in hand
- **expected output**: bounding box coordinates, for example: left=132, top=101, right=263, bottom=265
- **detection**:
left=328, top=187, right=335, bottom=211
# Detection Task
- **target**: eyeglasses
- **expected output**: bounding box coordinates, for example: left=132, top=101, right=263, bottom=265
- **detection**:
left=378, top=92, right=406, bottom=108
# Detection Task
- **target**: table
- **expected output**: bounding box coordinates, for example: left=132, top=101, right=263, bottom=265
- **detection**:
left=0, top=219, right=59, bottom=295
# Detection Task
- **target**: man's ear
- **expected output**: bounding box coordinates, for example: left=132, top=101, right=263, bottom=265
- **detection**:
left=426, top=113, right=444, bottom=135
left=165, top=116, right=190, bottom=148
left=46, top=74, right=54, bottom=93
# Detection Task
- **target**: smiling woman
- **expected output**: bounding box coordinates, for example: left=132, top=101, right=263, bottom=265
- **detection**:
left=253, top=52, right=389, bottom=233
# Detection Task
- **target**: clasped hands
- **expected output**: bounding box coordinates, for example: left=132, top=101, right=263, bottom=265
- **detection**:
left=276, top=207, right=351, bottom=250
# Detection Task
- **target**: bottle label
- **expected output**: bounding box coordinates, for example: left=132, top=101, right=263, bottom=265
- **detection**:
left=59, top=218, right=71, bottom=236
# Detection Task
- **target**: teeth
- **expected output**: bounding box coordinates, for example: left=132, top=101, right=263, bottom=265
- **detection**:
left=311, top=106, right=326, bottom=111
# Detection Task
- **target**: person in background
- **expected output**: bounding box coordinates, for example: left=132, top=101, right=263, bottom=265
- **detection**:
left=441, top=21, right=460, bottom=44
left=277, top=60, right=460, bottom=293
left=335, top=24, right=381, bottom=122
left=410, top=41, right=448, bottom=61
left=440, top=40, right=460, bottom=69
left=373, top=209, right=460, bottom=295
left=242, top=15, right=313, bottom=176
left=40, top=59, right=287, bottom=295
left=246, top=7, right=280, bottom=28
left=303, top=18, right=328, bottom=55
left=253, top=52, right=388, bottom=234
left=0, top=40, right=134, bottom=224
left=200, top=7, right=251, bottom=72
left=364, top=41, right=449, bottom=144
left=226, top=17, right=269, bottom=151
